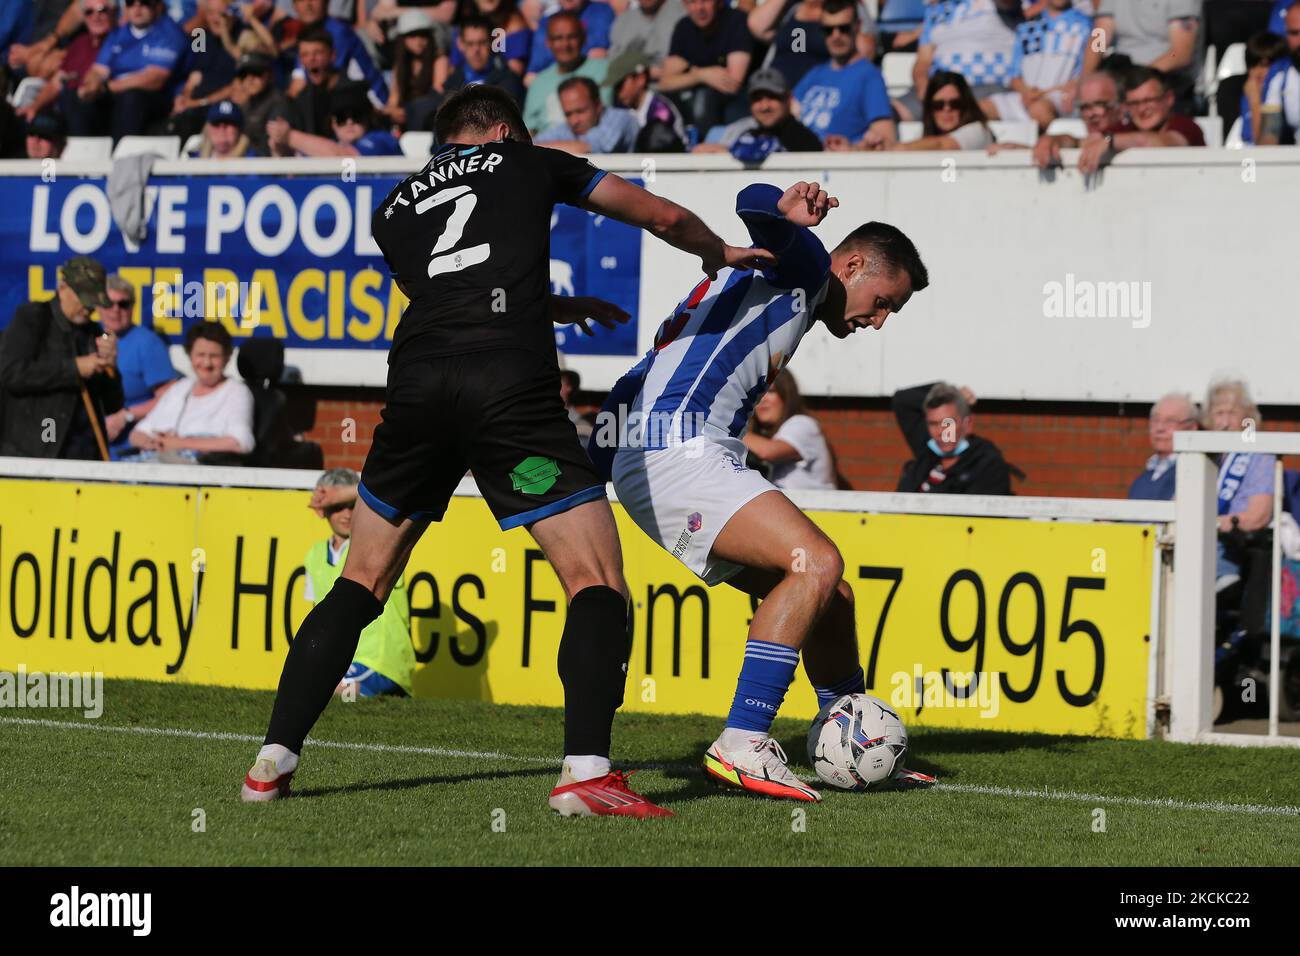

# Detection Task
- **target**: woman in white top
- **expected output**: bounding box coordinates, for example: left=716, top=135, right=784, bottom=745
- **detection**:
left=887, top=70, right=995, bottom=152
left=130, top=321, right=256, bottom=461
left=743, top=371, right=837, bottom=491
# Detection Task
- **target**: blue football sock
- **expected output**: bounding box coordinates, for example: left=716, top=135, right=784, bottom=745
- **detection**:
left=725, top=640, right=800, bottom=734
left=814, top=666, right=865, bottom=707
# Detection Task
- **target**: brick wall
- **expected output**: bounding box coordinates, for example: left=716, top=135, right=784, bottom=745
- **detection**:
left=294, top=386, right=1300, bottom=498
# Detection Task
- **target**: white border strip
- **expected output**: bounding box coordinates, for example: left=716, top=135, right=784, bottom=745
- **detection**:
left=0, top=456, right=1174, bottom=522
left=5, top=715, right=1297, bottom=816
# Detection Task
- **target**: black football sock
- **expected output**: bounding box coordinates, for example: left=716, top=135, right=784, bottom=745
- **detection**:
left=557, top=585, right=632, bottom=758
left=264, top=577, right=383, bottom=753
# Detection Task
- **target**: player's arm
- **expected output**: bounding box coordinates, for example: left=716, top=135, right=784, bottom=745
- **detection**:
left=550, top=294, right=630, bottom=336
left=735, top=181, right=836, bottom=290
left=578, top=173, right=775, bottom=278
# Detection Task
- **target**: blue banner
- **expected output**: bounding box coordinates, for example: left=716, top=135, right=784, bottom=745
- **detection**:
left=0, top=171, right=641, bottom=358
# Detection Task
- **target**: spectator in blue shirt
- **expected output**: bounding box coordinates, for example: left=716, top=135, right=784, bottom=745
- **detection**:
left=170, top=0, right=246, bottom=141
left=1127, top=392, right=1199, bottom=501
left=527, top=0, right=614, bottom=79
left=1205, top=378, right=1276, bottom=591
left=794, top=0, right=895, bottom=149
left=1270, top=0, right=1298, bottom=35
left=268, top=80, right=402, bottom=154
left=448, top=0, right=533, bottom=78
left=0, top=4, right=35, bottom=69
left=1233, top=30, right=1287, bottom=144
left=99, top=275, right=180, bottom=460
left=537, top=75, right=640, bottom=152
left=76, top=0, right=190, bottom=141
left=288, top=0, right=389, bottom=106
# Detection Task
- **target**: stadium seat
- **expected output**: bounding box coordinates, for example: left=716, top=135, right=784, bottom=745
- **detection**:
left=897, top=120, right=922, bottom=142
left=1046, top=117, right=1087, bottom=138
left=400, top=131, right=434, bottom=159
left=61, top=137, right=113, bottom=162
left=1217, top=43, right=1246, bottom=82
left=881, top=52, right=916, bottom=98
left=877, top=0, right=927, bottom=33
left=1224, top=115, right=1245, bottom=148
left=1194, top=115, right=1224, bottom=148
left=181, top=133, right=203, bottom=158
left=8, top=76, right=46, bottom=110
left=988, top=120, right=1037, bottom=147
left=112, top=135, right=182, bottom=160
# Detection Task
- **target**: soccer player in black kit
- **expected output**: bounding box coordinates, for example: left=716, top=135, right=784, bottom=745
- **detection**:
left=241, top=86, right=773, bottom=817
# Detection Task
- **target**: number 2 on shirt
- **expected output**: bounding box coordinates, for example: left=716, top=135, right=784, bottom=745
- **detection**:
left=416, top=185, right=491, bottom=277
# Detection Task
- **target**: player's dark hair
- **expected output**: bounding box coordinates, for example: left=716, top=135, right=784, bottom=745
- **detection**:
left=835, top=222, right=929, bottom=292
left=1123, top=65, right=1170, bottom=96
left=459, top=14, right=494, bottom=39
left=434, top=84, right=531, bottom=144
left=557, top=76, right=600, bottom=105
left=299, top=25, right=334, bottom=51
left=184, top=320, right=234, bottom=357
left=821, top=0, right=858, bottom=21
left=1245, top=30, right=1287, bottom=70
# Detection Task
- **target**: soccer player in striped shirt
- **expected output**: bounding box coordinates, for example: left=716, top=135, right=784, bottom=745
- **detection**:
left=589, top=182, right=929, bottom=800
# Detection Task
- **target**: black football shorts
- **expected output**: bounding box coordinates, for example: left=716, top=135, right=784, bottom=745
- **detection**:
left=358, top=348, right=607, bottom=530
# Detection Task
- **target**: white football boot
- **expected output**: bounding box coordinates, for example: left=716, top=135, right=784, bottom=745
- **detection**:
left=703, top=731, right=821, bottom=802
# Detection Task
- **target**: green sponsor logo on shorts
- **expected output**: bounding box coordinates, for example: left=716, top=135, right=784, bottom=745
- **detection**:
left=510, top=456, right=561, bottom=495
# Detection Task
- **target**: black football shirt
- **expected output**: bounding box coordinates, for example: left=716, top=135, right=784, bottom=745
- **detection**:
left=372, top=140, right=606, bottom=363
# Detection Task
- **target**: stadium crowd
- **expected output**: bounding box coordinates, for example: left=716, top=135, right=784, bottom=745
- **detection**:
left=1, top=0, right=1297, bottom=161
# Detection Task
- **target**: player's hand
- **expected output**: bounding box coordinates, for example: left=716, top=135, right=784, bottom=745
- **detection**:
left=776, top=181, right=838, bottom=228
left=555, top=296, right=631, bottom=336
left=706, top=244, right=776, bottom=279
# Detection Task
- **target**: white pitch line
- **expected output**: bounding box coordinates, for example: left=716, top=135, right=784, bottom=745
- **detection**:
left=5, top=716, right=1300, bottom=819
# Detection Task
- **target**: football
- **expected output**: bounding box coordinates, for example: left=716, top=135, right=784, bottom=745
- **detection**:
left=807, top=693, right=909, bottom=791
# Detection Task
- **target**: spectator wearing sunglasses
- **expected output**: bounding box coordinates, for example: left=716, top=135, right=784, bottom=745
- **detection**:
left=78, top=0, right=190, bottom=141
left=793, top=0, right=894, bottom=149
left=888, top=69, right=994, bottom=149
left=267, top=80, right=402, bottom=155
left=98, top=275, right=180, bottom=460
left=16, top=1, right=120, bottom=128
left=303, top=468, right=416, bottom=699
left=1076, top=65, right=1204, bottom=174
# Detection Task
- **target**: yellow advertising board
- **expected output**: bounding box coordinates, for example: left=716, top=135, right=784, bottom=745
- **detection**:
left=0, top=478, right=1156, bottom=738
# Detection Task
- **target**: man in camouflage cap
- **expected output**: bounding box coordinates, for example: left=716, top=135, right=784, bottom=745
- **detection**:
left=0, top=256, right=122, bottom=460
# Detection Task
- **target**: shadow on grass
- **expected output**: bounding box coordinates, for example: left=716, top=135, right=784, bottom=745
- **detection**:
left=292, top=765, right=555, bottom=799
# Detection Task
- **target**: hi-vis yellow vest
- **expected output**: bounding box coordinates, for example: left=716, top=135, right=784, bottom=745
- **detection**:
left=303, top=539, right=415, bottom=695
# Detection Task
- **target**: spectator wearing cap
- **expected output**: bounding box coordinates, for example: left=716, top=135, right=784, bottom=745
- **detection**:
left=901, top=0, right=1023, bottom=122
left=1127, top=392, right=1199, bottom=501
left=659, top=0, right=754, bottom=133
left=537, top=75, right=640, bottom=152
left=527, top=0, right=614, bottom=81
left=693, top=67, right=823, bottom=156
left=609, top=0, right=685, bottom=72
left=793, top=0, right=894, bottom=149
left=286, top=24, right=341, bottom=136
left=523, top=13, right=610, bottom=134
left=188, top=98, right=261, bottom=156
left=97, top=275, right=179, bottom=459
left=18, top=1, right=119, bottom=129
left=26, top=113, right=67, bottom=159
left=605, top=47, right=688, bottom=149
left=169, top=0, right=246, bottom=140
left=892, top=382, right=1011, bottom=495
left=287, top=0, right=389, bottom=105
left=383, top=11, right=446, bottom=129
left=1084, top=0, right=1204, bottom=107
left=76, top=0, right=190, bottom=140
left=0, top=256, right=123, bottom=462
left=269, top=81, right=403, bottom=154
left=1076, top=66, right=1205, bottom=174
left=749, top=0, right=878, bottom=91
left=1259, top=4, right=1300, bottom=144
left=436, top=16, right=526, bottom=112
left=230, top=51, right=291, bottom=154
left=1029, top=68, right=1123, bottom=167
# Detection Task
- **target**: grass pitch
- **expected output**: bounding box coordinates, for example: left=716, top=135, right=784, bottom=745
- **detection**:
left=2, top=679, right=1298, bottom=867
